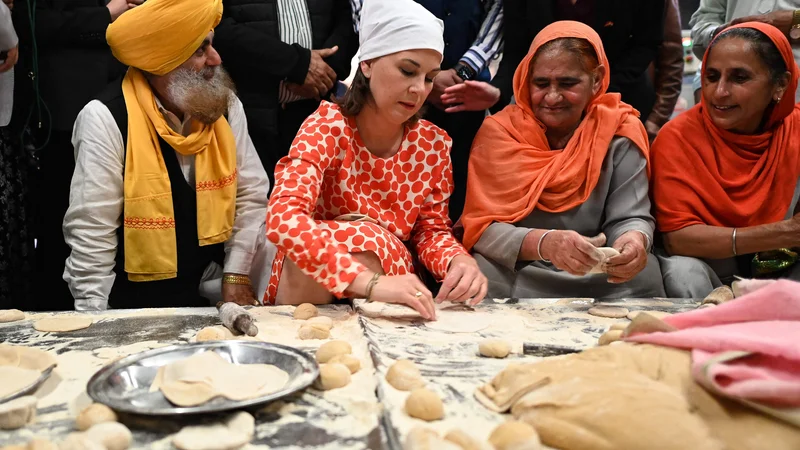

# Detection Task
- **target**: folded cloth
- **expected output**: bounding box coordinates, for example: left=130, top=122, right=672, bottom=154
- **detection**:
left=626, top=280, right=800, bottom=409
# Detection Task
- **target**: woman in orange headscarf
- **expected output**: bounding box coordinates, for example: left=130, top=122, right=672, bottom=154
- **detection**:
left=461, top=21, right=666, bottom=299
left=652, top=22, right=800, bottom=298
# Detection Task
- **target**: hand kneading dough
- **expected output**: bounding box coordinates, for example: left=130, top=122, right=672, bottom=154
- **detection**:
left=386, top=360, right=426, bottom=391
left=293, top=303, right=318, bottom=320
left=33, top=316, right=93, bottom=332
left=588, top=247, right=620, bottom=274
left=85, top=422, right=132, bottom=450
left=0, top=309, right=25, bottom=323
left=173, top=411, right=255, bottom=450
left=298, top=323, right=330, bottom=340
left=587, top=306, right=629, bottom=319
left=328, top=354, right=361, bottom=373
left=315, top=363, right=351, bottom=390
left=76, top=403, right=118, bottom=431
left=307, top=315, right=333, bottom=330
left=0, top=395, right=37, bottom=430
left=478, top=339, right=511, bottom=358
left=443, top=429, right=492, bottom=450
left=489, top=421, right=541, bottom=450
left=315, top=340, right=351, bottom=363
left=405, top=388, right=444, bottom=421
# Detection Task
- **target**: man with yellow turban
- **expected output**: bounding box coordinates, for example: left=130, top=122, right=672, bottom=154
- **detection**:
left=62, top=0, right=271, bottom=310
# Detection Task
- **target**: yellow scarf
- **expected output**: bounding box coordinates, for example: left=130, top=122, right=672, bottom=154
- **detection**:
left=121, top=68, right=237, bottom=281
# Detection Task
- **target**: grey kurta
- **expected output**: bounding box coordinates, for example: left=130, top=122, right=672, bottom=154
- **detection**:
left=473, top=137, right=666, bottom=299
left=658, top=177, right=800, bottom=298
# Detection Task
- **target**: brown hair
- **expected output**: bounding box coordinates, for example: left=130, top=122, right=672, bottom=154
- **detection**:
left=531, top=37, right=600, bottom=75
left=334, top=65, right=425, bottom=125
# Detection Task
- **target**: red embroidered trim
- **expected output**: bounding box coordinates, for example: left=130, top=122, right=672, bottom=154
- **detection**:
left=124, top=217, right=176, bottom=230
left=197, top=169, right=238, bottom=192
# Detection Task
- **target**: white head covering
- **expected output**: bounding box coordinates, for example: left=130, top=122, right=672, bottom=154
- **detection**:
left=358, top=0, right=445, bottom=63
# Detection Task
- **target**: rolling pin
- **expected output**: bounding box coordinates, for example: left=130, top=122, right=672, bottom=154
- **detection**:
left=216, top=302, right=259, bottom=337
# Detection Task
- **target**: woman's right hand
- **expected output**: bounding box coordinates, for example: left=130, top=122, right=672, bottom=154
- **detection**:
left=370, top=274, right=436, bottom=320
left=540, top=231, right=606, bottom=276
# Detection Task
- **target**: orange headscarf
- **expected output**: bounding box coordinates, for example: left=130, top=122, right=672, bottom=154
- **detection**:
left=460, top=21, right=649, bottom=250
left=651, top=22, right=800, bottom=233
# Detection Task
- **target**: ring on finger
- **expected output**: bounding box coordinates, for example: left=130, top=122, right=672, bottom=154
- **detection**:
left=415, top=291, right=423, bottom=298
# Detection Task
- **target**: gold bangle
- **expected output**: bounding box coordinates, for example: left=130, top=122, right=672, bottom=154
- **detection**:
left=365, top=273, right=381, bottom=302
left=223, top=274, right=252, bottom=286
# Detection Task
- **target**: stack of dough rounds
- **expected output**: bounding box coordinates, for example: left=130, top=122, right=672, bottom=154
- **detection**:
left=150, top=352, right=289, bottom=406
left=0, top=344, right=57, bottom=400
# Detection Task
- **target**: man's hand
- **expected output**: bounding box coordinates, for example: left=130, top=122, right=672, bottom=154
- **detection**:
left=644, top=120, right=661, bottom=143
left=222, top=274, right=259, bottom=306
left=0, top=45, right=17, bottom=74
left=428, top=69, right=462, bottom=110
left=301, top=46, right=339, bottom=98
left=731, top=11, right=794, bottom=36
left=107, top=0, right=144, bottom=22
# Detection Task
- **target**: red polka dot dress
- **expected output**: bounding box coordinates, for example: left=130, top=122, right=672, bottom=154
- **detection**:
left=263, top=101, right=468, bottom=304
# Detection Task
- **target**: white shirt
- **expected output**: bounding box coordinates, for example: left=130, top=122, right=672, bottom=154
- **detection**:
left=276, top=0, right=314, bottom=103
left=690, top=0, right=800, bottom=102
left=64, top=95, right=270, bottom=310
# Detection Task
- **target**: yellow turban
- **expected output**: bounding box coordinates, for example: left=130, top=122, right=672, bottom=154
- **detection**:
left=107, top=0, right=223, bottom=76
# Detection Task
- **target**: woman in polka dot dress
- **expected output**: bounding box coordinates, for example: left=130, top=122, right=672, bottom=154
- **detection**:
left=263, top=0, right=487, bottom=319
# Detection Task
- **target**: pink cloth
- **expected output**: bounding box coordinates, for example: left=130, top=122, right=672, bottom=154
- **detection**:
left=626, top=280, right=800, bottom=406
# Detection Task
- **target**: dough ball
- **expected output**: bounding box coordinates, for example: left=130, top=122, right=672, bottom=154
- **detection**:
left=59, top=433, right=106, bottom=450
left=76, top=403, right=118, bottom=431
left=293, top=303, right=318, bottom=320
left=195, top=327, right=231, bottom=342
left=0, top=395, right=37, bottom=430
left=587, top=306, right=629, bottom=319
left=478, top=339, right=511, bottom=358
left=0, top=309, right=25, bottom=323
left=85, top=422, right=132, bottom=450
left=488, top=421, right=541, bottom=450
left=314, top=363, right=351, bottom=390
left=328, top=354, right=361, bottom=374
left=627, top=310, right=671, bottom=321
left=33, top=316, right=93, bottom=332
left=609, top=322, right=628, bottom=331
left=315, top=340, right=352, bottom=363
left=386, top=360, right=425, bottom=391
left=307, top=316, right=333, bottom=331
left=298, top=323, right=330, bottom=340
left=405, top=388, right=444, bottom=421
left=28, top=439, right=58, bottom=450
left=598, top=330, right=624, bottom=346
left=443, top=429, right=491, bottom=450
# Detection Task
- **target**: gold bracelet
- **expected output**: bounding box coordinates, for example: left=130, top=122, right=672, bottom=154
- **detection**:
left=365, top=273, right=381, bottom=302
left=223, top=274, right=252, bottom=286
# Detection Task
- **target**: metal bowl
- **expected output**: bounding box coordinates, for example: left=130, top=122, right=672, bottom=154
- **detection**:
left=86, top=341, right=318, bottom=415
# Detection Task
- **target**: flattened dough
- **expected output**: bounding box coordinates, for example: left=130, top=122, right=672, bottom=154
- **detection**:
left=151, top=352, right=289, bottom=406
left=0, top=309, right=25, bottom=323
left=0, top=366, right=42, bottom=398
left=587, top=306, right=629, bottom=319
left=173, top=411, right=255, bottom=450
left=33, top=316, right=92, bottom=332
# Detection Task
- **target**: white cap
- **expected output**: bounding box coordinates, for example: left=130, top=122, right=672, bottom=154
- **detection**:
left=358, top=0, right=445, bottom=63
